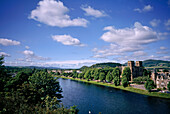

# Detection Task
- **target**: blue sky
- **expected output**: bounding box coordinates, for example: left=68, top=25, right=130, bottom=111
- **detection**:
left=0, top=0, right=170, bottom=68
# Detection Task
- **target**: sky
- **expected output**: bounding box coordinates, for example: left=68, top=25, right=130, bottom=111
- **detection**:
left=0, top=0, right=170, bottom=68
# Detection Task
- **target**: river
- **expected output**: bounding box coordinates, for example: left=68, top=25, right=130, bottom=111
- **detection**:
left=58, top=78, right=170, bottom=114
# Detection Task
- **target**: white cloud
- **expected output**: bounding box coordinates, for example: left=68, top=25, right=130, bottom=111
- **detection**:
left=150, top=19, right=161, bottom=27
left=134, top=5, right=153, bottom=13
left=22, top=50, right=50, bottom=61
left=93, top=22, right=161, bottom=58
left=160, top=46, right=167, bottom=50
left=52, top=35, right=86, bottom=46
left=101, top=22, right=160, bottom=46
left=29, top=0, right=88, bottom=27
left=0, top=52, right=10, bottom=57
left=0, top=38, right=20, bottom=46
left=25, top=46, right=30, bottom=49
left=81, top=6, right=107, bottom=18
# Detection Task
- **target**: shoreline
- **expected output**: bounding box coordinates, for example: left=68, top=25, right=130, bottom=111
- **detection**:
left=56, top=76, right=170, bottom=99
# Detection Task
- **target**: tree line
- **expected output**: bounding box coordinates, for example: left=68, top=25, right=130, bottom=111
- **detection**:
left=60, top=67, right=170, bottom=92
left=61, top=67, right=131, bottom=87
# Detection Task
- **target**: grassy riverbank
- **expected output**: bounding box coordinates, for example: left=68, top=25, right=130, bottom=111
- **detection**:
left=56, top=76, right=170, bottom=99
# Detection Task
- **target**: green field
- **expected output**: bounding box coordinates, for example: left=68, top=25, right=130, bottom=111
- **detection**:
left=56, top=76, right=170, bottom=99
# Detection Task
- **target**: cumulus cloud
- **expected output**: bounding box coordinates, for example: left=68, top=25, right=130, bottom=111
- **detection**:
left=52, top=35, right=86, bottom=46
left=0, top=52, right=10, bottom=57
left=29, top=0, right=88, bottom=27
left=134, top=5, right=153, bottom=13
left=101, top=22, right=160, bottom=46
left=22, top=50, right=50, bottom=61
left=93, top=22, right=161, bottom=58
left=81, top=5, right=107, bottom=18
left=0, top=38, right=20, bottom=46
left=150, top=19, right=161, bottom=27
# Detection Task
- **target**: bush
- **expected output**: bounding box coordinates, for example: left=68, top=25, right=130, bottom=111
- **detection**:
left=144, top=79, right=155, bottom=92
left=157, top=88, right=161, bottom=91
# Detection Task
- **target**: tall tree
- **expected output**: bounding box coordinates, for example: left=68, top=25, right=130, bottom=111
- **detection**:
left=94, top=69, right=100, bottom=80
left=122, top=67, right=131, bottom=81
left=84, top=70, right=91, bottom=80
left=0, top=56, right=11, bottom=92
left=112, top=67, right=121, bottom=86
left=106, top=71, right=112, bottom=83
left=99, top=72, right=105, bottom=82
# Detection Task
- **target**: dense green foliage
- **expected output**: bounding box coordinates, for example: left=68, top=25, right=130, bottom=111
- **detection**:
left=133, top=76, right=148, bottom=84
left=167, top=82, right=170, bottom=91
left=99, top=72, right=105, bottom=81
left=122, top=77, right=128, bottom=87
left=112, top=67, right=121, bottom=86
left=144, top=79, right=155, bottom=92
left=106, top=71, right=112, bottom=82
left=122, top=67, right=131, bottom=81
left=0, top=56, right=78, bottom=113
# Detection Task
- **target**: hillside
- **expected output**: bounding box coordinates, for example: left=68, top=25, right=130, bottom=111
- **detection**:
left=143, top=59, right=170, bottom=67
left=90, top=62, right=122, bottom=68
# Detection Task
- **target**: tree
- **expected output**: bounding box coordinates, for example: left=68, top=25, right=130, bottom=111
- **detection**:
left=84, top=70, right=91, bottom=80
left=28, top=71, right=63, bottom=102
left=144, top=79, right=155, bottom=92
left=99, top=72, right=105, bottom=82
left=113, top=76, right=120, bottom=86
left=167, top=82, right=170, bottom=91
left=5, top=70, right=33, bottom=91
left=106, top=71, right=112, bottom=83
left=122, top=77, right=128, bottom=87
left=122, top=67, right=131, bottom=81
left=90, top=69, right=95, bottom=80
left=72, top=70, right=78, bottom=78
left=78, top=73, right=83, bottom=79
left=163, top=69, right=168, bottom=72
left=94, top=69, right=100, bottom=80
left=0, top=56, right=11, bottom=92
left=112, top=67, right=121, bottom=86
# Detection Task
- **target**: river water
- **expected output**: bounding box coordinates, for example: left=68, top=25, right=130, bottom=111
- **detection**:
left=58, top=78, right=170, bottom=114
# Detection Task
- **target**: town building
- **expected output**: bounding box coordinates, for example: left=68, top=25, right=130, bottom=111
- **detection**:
left=151, top=69, right=170, bottom=89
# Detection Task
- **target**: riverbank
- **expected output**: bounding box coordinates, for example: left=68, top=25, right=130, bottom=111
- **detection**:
left=56, top=76, right=170, bottom=99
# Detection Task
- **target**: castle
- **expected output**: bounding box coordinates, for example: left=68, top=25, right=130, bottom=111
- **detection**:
left=121, top=61, right=143, bottom=81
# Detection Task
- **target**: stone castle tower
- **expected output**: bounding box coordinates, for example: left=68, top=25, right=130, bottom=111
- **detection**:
left=127, top=61, right=143, bottom=81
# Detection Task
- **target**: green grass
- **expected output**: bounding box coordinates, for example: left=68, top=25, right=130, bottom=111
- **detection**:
left=56, top=76, right=170, bottom=99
